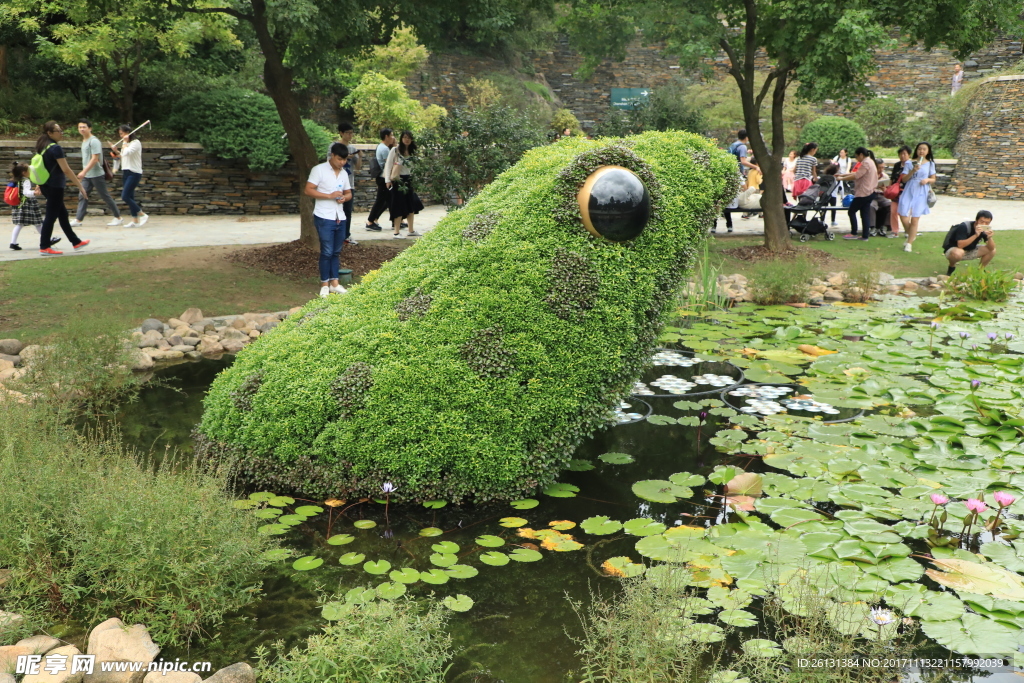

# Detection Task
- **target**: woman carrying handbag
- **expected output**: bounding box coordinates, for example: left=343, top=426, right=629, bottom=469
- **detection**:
left=384, top=130, right=424, bottom=239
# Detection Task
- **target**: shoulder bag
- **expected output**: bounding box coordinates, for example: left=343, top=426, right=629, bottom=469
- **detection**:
left=390, top=152, right=404, bottom=182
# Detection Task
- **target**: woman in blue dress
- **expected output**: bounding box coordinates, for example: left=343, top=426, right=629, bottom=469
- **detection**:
left=897, top=142, right=936, bottom=253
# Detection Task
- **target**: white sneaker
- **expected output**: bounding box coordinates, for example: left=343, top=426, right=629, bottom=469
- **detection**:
left=329, top=285, right=347, bottom=294
left=137, top=214, right=149, bottom=227
left=125, top=221, right=139, bottom=228
left=393, top=233, right=406, bottom=239
left=319, top=285, right=330, bottom=298
left=107, top=218, right=123, bottom=226
left=346, top=238, right=359, bottom=246
left=69, top=219, right=83, bottom=227
left=406, top=231, right=422, bottom=237
left=903, top=242, right=912, bottom=253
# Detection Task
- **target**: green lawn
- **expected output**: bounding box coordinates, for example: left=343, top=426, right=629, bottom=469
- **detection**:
left=0, top=246, right=316, bottom=342
left=710, top=230, right=1024, bottom=280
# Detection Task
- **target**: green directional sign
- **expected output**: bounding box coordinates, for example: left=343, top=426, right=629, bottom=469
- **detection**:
left=611, top=87, right=651, bottom=110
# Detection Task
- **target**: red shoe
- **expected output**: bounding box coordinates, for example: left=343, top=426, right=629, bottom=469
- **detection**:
left=40, top=247, right=63, bottom=256
left=73, top=239, right=90, bottom=250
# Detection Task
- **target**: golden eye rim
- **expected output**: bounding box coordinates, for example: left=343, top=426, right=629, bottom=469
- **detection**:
left=577, top=165, right=648, bottom=242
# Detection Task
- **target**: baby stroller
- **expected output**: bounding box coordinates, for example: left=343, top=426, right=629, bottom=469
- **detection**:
left=788, top=175, right=838, bottom=242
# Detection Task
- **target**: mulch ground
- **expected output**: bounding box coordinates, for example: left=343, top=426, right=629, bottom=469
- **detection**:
left=226, top=240, right=408, bottom=281
left=719, top=245, right=838, bottom=267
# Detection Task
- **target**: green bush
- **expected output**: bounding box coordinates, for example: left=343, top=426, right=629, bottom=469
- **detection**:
left=343, top=71, right=446, bottom=136
left=0, top=399, right=274, bottom=647
left=256, top=599, right=452, bottom=682
left=945, top=263, right=1018, bottom=302
left=747, top=256, right=819, bottom=304
left=800, top=116, right=868, bottom=159
left=551, top=108, right=581, bottom=135
left=854, top=97, right=906, bottom=147
left=164, top=89, right=330, bottom=171
left=416, top=105, right=547, bottom=205
left=592, top=79, right=706, bottom=139
left=196, top=132, right=738, bottom=502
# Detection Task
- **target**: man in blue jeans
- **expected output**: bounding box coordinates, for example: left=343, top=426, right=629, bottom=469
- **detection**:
left=304, top=143, right=352, bottom=298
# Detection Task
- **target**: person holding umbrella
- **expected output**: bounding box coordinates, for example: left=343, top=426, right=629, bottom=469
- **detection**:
left=109, top=124, right=149, bottom=227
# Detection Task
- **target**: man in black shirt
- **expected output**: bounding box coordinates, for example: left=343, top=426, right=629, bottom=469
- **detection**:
left=944, top=210, right=996, bottom=276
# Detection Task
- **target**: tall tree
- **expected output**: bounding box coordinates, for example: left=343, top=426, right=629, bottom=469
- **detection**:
left=563, top=0, right=1023, bottom=253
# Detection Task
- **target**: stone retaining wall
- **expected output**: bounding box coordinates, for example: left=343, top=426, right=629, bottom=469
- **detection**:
left=945, top=76, right=1024, bottom=200
left=0, top=141, right=384, bottom=217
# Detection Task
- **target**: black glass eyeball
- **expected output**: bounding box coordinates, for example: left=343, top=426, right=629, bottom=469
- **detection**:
left=577, top=166, right=651, bottom=242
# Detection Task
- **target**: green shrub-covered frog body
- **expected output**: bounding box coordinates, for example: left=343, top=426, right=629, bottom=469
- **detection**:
left=197, top=132, right=737, bottom=502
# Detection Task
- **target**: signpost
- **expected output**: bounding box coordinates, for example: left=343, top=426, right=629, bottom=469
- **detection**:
left=610, top=88, right=650, bottom=110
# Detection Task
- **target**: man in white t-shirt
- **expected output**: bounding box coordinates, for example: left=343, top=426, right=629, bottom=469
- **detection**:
left=305, top=143, right=352, bottom=298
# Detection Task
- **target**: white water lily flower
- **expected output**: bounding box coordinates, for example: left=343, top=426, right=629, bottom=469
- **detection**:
left=381, top=482, right=397, bottom=494
left=870, top=607, right=896, bottom=626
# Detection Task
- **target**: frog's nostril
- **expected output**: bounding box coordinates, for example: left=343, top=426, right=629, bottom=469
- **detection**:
left=577, top=165, right=650, bottom=242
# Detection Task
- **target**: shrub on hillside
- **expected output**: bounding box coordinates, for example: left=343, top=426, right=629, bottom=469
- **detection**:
left=196, top=132, right=738, bottom=503
left=343, top=71, right=446, bottom=136
left=854, top=97, right=906, bottom=147
left=165, top=89, right=332, bottom=171
left=551, top=108, right=581, bottom=135
left=800, top=117, right=868, bottom=159
left=593, top=79, right=707, bottom=139
left=0, top=399, right=274, bottom=646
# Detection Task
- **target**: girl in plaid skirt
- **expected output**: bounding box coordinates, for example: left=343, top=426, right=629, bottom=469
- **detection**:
left=9, top=162, right=56, bottom=250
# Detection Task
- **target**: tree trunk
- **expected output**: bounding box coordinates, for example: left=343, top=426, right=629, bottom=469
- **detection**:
left=250, top=0, right=318, bottom=250
left=0, top=46, right=9, bottom=89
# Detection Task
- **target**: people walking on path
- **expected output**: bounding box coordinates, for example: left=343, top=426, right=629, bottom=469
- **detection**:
left=384, top=130, right=424, bottom=239
left=836, top=147, right=877, bottom=241
left=71, top=119, right=122, bottom=228
left=305, top=143, right=352, bottom=298
left=728, top=130, right=758, bottom=179
left=365, top=128, right=394, bottom=233
left=330, top=122, right=361, bottom=246
left=951, top=64, right=964, bottom=95
left=34, top=121, right=89, bottom=256
left=897, top=142, right=937, bottom=253
left=944, top=210, right=996, bottom=275
left=792, top=143, right=819, bottom=198
left=109, top=124, right=148, bottom=227
left=8, top=162, right=57, bottom=250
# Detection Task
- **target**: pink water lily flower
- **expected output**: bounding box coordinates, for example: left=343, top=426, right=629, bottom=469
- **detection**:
left=993, top=491, right=1016, bottom=508
left=965, top=498, right=988, bottom=514
left=930, top=493, right=949, bottom=506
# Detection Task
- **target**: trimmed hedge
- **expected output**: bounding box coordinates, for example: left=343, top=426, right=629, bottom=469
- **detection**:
left=799, top=116, right=868, bottom=159
left=197, top=132, right=737, bottom=502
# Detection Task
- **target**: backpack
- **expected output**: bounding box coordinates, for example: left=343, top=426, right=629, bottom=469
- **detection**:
left=942, top=222, right=971, bottom=252
left=728, top=140, right=744, bottom=162
left=29, top=143, right=55, bottom=185
left=3, top=181, right=19, bottom=207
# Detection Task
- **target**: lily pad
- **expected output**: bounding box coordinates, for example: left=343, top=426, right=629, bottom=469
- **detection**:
left=718, top=609, right=758, bottom=627
left=261, top=548, right=292, bottom=561
left=581, top=516, right=623, bottom=535
left=925, top=558, right=1024, bottom=601
left=419, top=527, right=444, bottom=537
left=233, top=499, right=260, bottom=509
left=292, top=556, right=323, bottom=571
left=419, top=569, right=451, bottom=584
left=549, top=520, right=576, bottom=530
left=508, top=548, right=543, bottom=562
left=343, top=587, right=377, bottom=604
left=623, top=518, right=667, bottom=537
left=476, top=535, right=505, bottom=547
left=511, top=498, right=539, bottom=509
left=376, top=581, right=407, bottom=600
left=249, top=491, right=275, bottom=502
left=295, top=505, right=324, bottom=516
left=431, top=541, right=460, bottom=554
left=669, top=472, right=705, bottom=487
left=389, top=568, right=421, bottom=584
left=430, top=553, right=458, bottom=567
left=363, top=559, right=392, bottom=575
left=267, top=495, right=295, bottom=507
left=603, top=556, right=646, bottom=577
left=422, top=499, right=447, bottom=509
left=327, top=534, right=355, bottom=546
left=568, top=459, right=595, bottom=471
left=442, top=594, right=474, bottom=612
left=480, top=551, right=511, bottom=566
left=543, top=483, right=580, bottom=498
left=277, top=514, right=305, bottom=526
left=446, top=564, right=480, bottom=579
left=353, top=519, right=377, bottom=529
left=741, top=638, right=783, bottom=658
left=920, top=614, right=1019, bottom=655
left=339, top=552, right=366, bottom=565
left=253, top=509, right=282, bottom=519
left=499, top=517, right=528, bottom=527
left=598, top=452, right=634, bottom=464
left=632, top=479, right=692, bottom=504
left=321, top=601, right=350, bottom=620
left=257, top=523, right=288, bottom=535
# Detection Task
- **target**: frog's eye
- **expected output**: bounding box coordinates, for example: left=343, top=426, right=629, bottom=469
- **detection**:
left=577, top=165, right=651, bottom=242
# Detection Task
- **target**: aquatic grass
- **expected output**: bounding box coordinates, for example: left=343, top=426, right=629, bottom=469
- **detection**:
left=945, top=263, right=1018, bottom=302
left=746, top=257, right=819, bottom=305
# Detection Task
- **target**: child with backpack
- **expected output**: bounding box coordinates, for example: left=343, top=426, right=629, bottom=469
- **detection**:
left=6, top=162, right=58, bottom=251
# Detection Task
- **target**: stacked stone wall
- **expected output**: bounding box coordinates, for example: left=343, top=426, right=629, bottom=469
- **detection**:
left=945, top=76, right=1024, bottom=200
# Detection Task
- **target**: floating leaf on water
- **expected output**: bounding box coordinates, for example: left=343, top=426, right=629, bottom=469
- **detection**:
left=632, top=480, right=692, bottom=504
left=708, top=586, right=753, bottom=610
left=635, top=535, right=685, bottom=562
left=446, top=564, right=480, bottom=579
left=233, top=499, right=260, bottom=509
left=324, top=498, right=346, bottom=507
left=363, top=560, right=392, bottom=575
left=568, top=459, right=595, bottom=471
left=725, top=472, right=763, bottom=497
left=542, top=536, right=583, bottom=552
left=442, top=594, right=474, bottom=612
left=581, top=516, right=623, bottom=535
left=261, top=548, right=292, bottom=561
left=431, top=541, right=460, bottom=554
left=500, top=517, right=528, bottom=527
left=321, top=601, right=349, bottom=620
left=980, top=541, right=1024, bottom=573
left=419, top=527, right=444, bottom=537
left=422, top=500, right=447, bottom=509
left=292, top=556, right=323, bottom=571
left=249, top=491, right=275, bottom=502
left=598, top=452, right=634, bottom=464
left=508, top=548, right=543, bottom=562
left=925, top=558, right=1024, bottom=601
left=647, top=415, right=677, bottom=425
left=741, top=639, right=783, bottom=658
left=267, top=495, right=296, bottom=507
left=511, top=498, right=539, bottom=509
left=718, top=609, right=757, bottom=627
left=389, top=568, right=421, bottom=584
left=480, top=551, right=510, bottom=566
left=549, top=520, right=576, bottom=530
left=602, top=556, right=645, bottom=577
left=277, top=514, right=305, bottom=526
left=921, top=614, right=1019, bottom=655
left=253, top=509, right=283, bottom=519
left=295, top=505, right=324, bottom=516
left=353, top=520, right=377, bottom=529
left=339, top=552, right=365, bottom=565
left=665, top=525, right=707, bottom=539
left=344, top=587, right=377, bottom=604
left=419, top=569, right=450, bottom=584
left=623, top=518, right=667, bottom=537
left=476, top=535, right=505, bottom=548
left=430, top=553, right=458, bottom=568
left=543, top=483, right=580, bottom=498
left=376, top=581, right=407, bottom=600
left=257, top=523, right=288, bottom=536
left=327, top=534, right=355, bottom=546
left=669, top=472, right=705, bottom=487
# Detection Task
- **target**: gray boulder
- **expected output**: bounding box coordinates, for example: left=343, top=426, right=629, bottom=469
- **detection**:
left=140, top=319, right=163, bottom=335
left=0, top=339, right=24, bottom=356
left=202, top=663, right=255, bottom=683
left=15, top=635, right=62, bottom=654
left=0, top=353, right=20, bottom=367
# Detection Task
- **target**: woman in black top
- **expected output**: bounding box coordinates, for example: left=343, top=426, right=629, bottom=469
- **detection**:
left=36, top=121, right=89, bottom=255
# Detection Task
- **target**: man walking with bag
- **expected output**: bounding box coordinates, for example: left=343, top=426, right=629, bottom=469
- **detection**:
left=70, top=119, right=122, bottom=228
left=364, top=128, right=395, bottom=232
